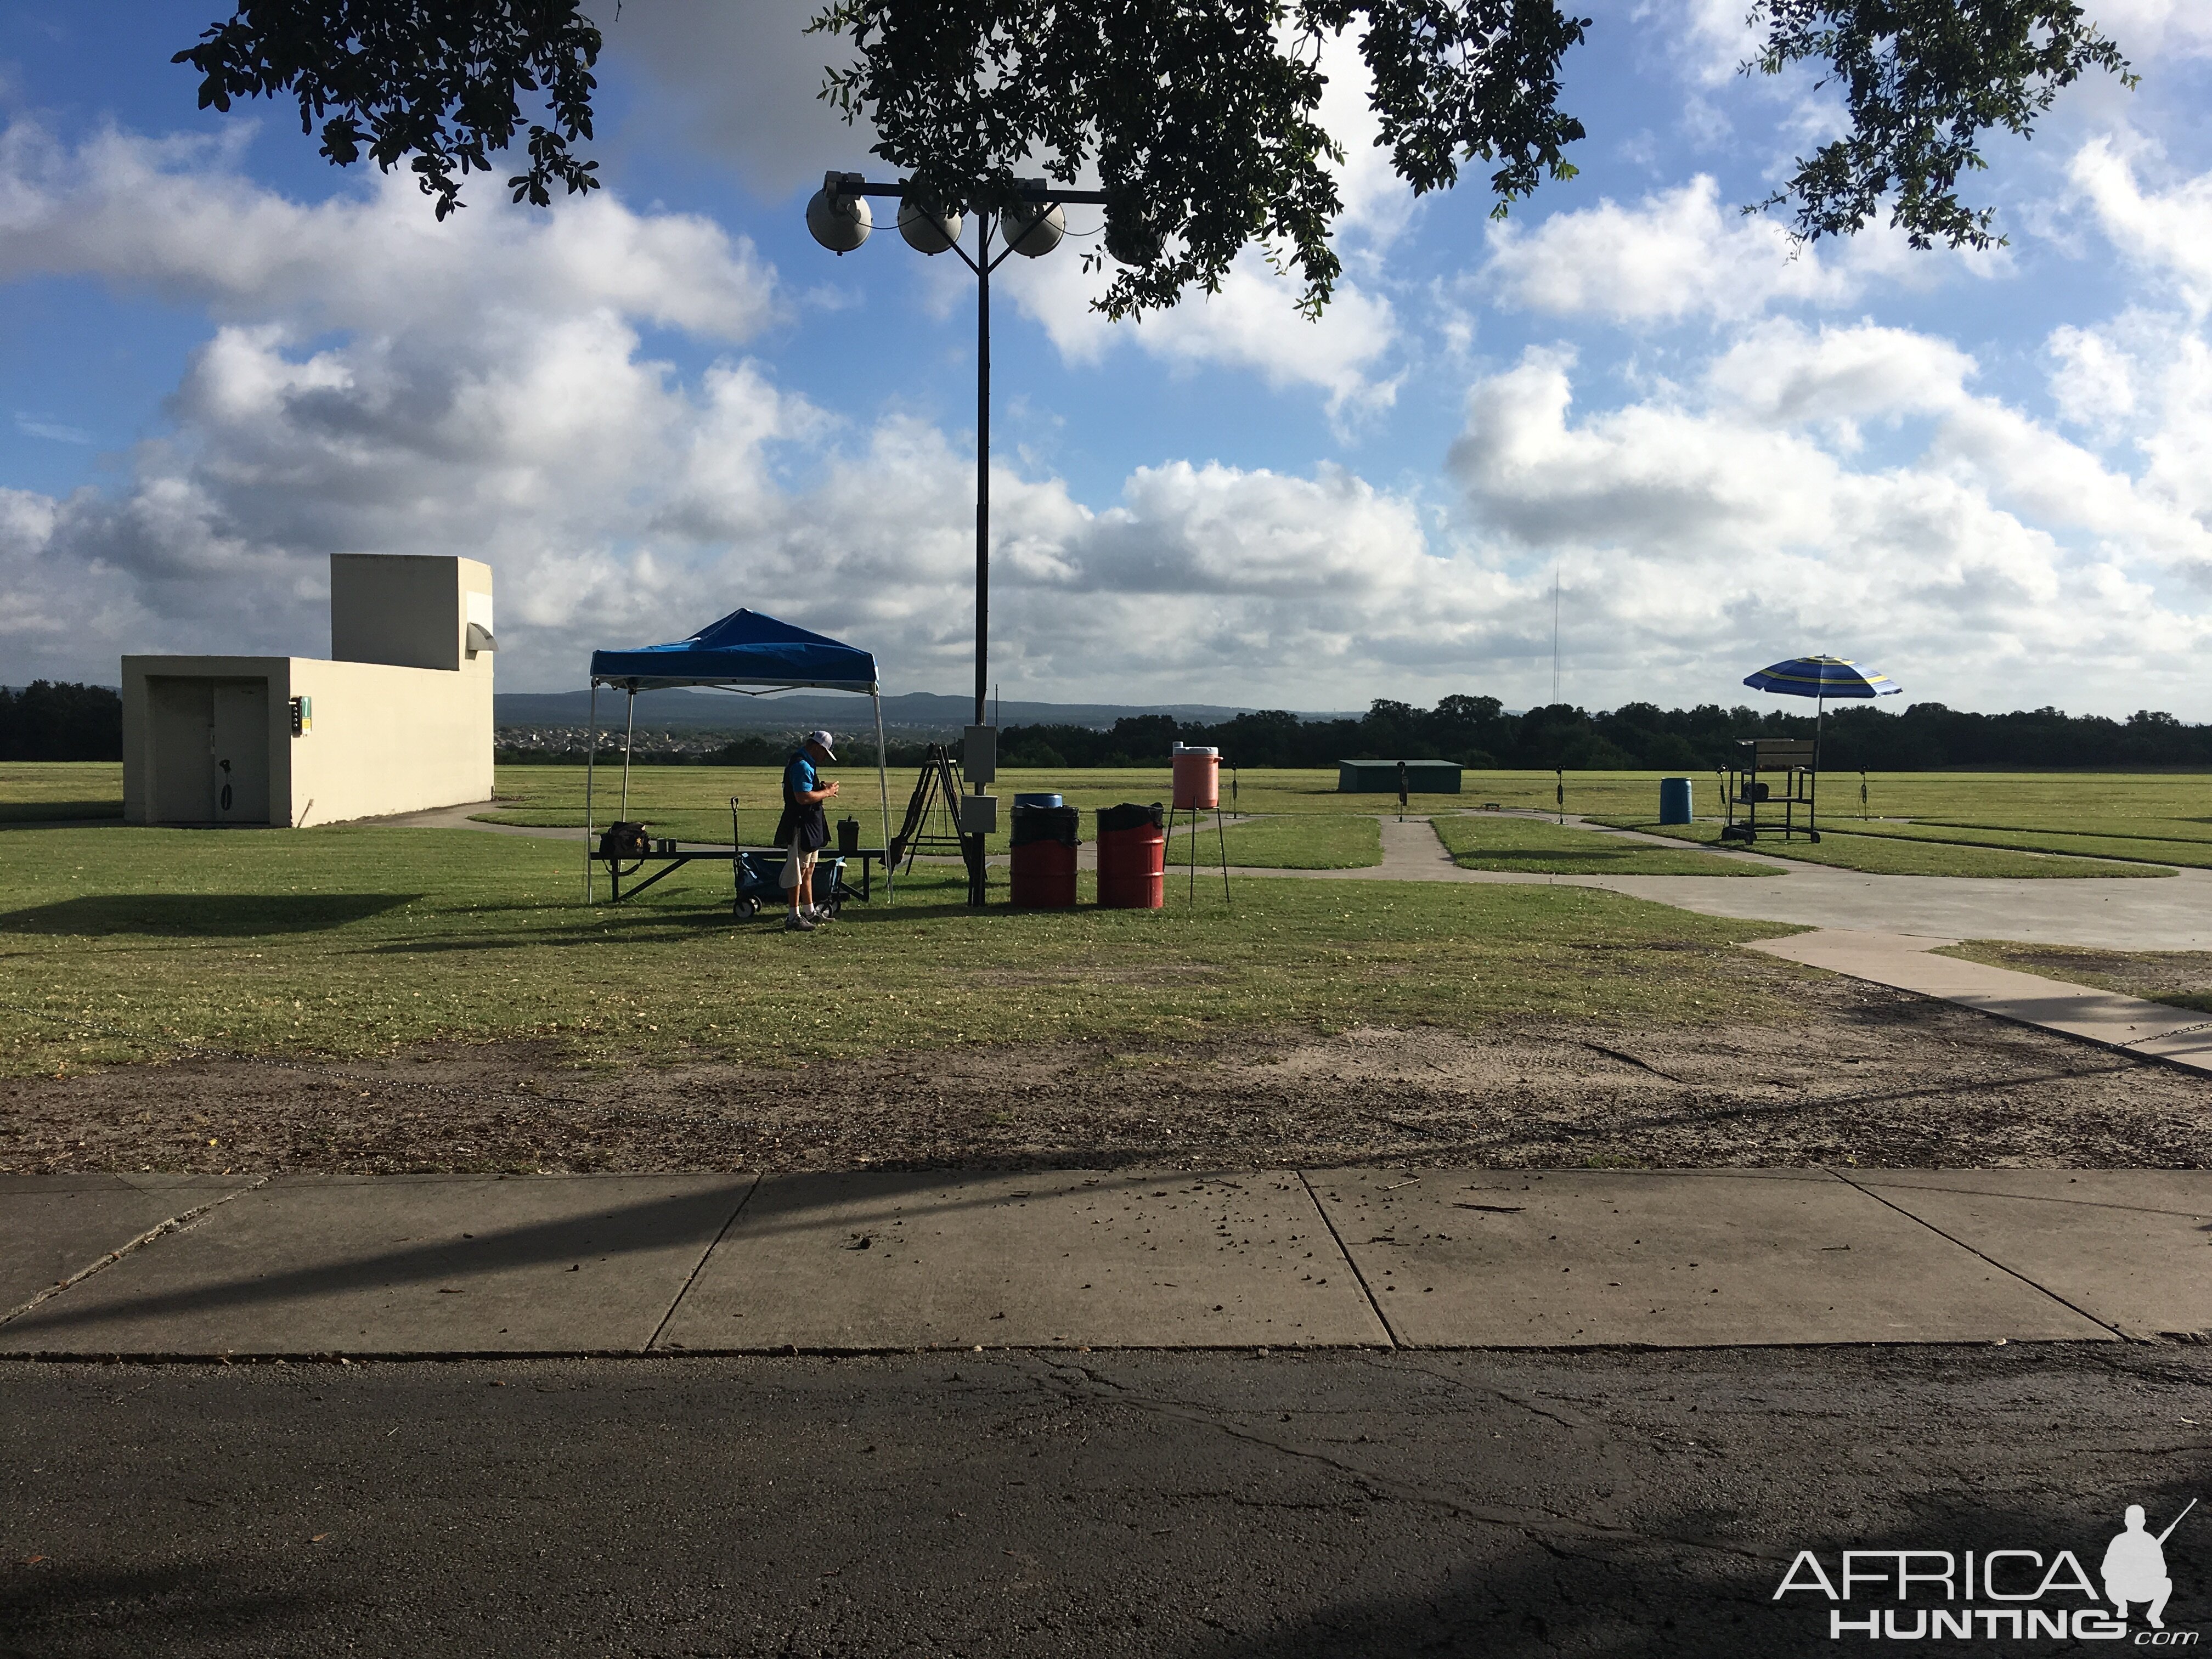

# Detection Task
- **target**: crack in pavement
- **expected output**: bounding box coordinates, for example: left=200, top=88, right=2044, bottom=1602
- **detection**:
left=0, top=1176, right=268, bottom=1330
left=1014, top=1353, right=1790, bottom=1567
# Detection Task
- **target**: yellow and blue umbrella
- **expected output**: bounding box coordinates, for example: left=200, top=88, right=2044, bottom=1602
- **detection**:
left=1742, top=655, right=1901, bottom=701
left=1743, top=654, right=1900, bottom=754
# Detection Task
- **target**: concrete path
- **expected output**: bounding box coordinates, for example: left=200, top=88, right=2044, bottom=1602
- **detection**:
left=5, top=1167, right=2205, bottom=1358
left=1748, top=929, right=2212, bottom=1073
left=1234, top=816, right=2212, bottom=951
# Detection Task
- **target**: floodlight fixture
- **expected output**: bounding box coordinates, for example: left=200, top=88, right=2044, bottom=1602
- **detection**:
left=805, top=172, right=1115, bottom=730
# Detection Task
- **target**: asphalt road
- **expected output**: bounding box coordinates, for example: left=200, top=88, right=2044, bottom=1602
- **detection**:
left=5, top=1346, right=2210, bottom=1657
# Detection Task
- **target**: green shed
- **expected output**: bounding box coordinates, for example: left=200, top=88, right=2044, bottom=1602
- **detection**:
left=1337, top=760, right=1463, bottom=794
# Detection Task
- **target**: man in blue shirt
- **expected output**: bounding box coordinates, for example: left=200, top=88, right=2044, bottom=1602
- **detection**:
left=774, top=730, right=840, bottom=931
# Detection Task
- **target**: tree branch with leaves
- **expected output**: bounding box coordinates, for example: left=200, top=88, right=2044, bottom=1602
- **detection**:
left=173, top=0, right=2131, bottom=312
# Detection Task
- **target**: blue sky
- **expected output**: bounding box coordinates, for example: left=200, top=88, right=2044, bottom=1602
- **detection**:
left=3, top=1, right=2210, bottom=717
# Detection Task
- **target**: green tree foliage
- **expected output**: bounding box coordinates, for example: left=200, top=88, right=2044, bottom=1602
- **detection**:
left=496, top=699, right=2212, bottom=770
left=1750, top=0, right=2134, bottom=250
left=174, top=0, right=605, bottom=219
left=176, top=0, right=2130, bottom=315
left=0, top=682, right=123, bottom=761
left=991, top=697, right=2212, bottom=771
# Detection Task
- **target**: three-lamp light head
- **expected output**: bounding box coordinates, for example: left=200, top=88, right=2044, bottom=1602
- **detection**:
left=804, top=172, right=1081, bottom=261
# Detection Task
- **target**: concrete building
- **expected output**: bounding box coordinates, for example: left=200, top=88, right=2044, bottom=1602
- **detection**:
left=122, top=555, right=494, bottom=827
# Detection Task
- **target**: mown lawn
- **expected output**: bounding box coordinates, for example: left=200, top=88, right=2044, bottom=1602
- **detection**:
left=0, top=761, right=124, bottom=822
left=0, top=823, right=1806, bottom=1078
left=1587, top=817, right=2175, bottom=878
left=1200, top=815, right=1380, bottom=868
left=1431, top=814, right=1773, bottom=876
left=476, top=764, right=1471, bottom=851
left=1810, top=818, right=2212, bottom=870
left=16, top=759, right=2209, bottom=828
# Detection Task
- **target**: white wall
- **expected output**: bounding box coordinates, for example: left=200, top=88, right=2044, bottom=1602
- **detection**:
left=287, top=655, right=493, bottom=825
left=121, top=555, right=495, bottom=827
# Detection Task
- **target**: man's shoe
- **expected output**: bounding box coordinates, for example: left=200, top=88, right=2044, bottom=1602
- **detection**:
left=783, top=913, right=816, bottom=932
left=809, top=906, right=836, bottom=924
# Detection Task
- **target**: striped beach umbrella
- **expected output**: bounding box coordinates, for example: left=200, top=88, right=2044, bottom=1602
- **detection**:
left=1742, top=656, right=1901, bottom=701
left=1743, top=654, right=1901, bottom=754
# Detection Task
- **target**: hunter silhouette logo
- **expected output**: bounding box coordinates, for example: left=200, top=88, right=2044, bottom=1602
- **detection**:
left=2107, top=1500, right=2194, bottom=1631
left=1774, top=1497, right=2199, bottom=1642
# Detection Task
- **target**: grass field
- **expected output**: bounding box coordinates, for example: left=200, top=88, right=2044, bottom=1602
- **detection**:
left=0, top=824, right=1809, bottom=1079
left=1431, top=814, right=1773, bottom=876
left=1201, top=815, right=1381, bottom=868
left=475, top=764, right=1482, bottom=850
left=1938, top=941, right=2212, bottom=1018
left=1801, top=818, right=2212, bottom=869
left=9, top=760, right=2208, bottom=868
left=1588, top=816, right=2176, bottom=878
left=0, top=761, right=124, bottom=822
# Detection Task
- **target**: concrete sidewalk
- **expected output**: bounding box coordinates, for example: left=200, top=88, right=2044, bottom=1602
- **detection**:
left=3, top=1166, right=2204, bottom=1358
left=1748, top=929, right=2212, bottom=1074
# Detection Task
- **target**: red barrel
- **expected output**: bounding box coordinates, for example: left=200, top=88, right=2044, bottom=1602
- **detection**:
left=1009, top=839, right=1078, bottom=908
left=1096, top=823, right=1165, bottom=909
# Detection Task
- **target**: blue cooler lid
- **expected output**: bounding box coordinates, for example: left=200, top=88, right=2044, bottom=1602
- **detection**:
left=1013, top=793, right=1063, bottom=809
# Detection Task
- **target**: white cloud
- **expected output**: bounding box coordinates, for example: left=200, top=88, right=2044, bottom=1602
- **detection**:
left=0, top=123, right=778, bottom=343
left=601, top=0, right=880, bottom=199
left=2047, top=323, right=2141, bottom=433
left=2091, top=0, right=2212, bottom=59
left=1444, top=335, right=2212, bottom=713
left=2070, top=136, right=2212, bottom=313
left=991, top=239, right=1402, bottom=422
left=1479, top=176, right=1998, bottom=325
left=1638, top=0, right=1762, bottom=89
left=0, top=122, right=1437, bottom=702
left=1707, top=318, right=1976, bottom=435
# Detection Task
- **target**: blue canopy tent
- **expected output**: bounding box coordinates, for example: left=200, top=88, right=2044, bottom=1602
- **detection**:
left=585, top=608, right=893, bottom=902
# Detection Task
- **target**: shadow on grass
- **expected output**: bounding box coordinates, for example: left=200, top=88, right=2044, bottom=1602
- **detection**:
left=349, top=892, right=1032, bottom=955
left=0, top=893, right=420, bottom=936
left=0, top=802, right=125, bottom=825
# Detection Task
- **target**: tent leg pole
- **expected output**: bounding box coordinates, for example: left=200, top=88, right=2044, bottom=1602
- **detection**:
left=584, top=683, right=599, bottom=903
left=873, top=688, right=893, bottom=902
left=620, top=690, right=636, bottom=822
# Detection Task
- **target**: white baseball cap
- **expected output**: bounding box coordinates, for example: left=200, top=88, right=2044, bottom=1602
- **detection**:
left=806, top=729, right=837, bottom=759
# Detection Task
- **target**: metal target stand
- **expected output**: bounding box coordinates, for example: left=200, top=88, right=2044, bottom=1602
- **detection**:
left=1168, top=753, right=1232, bottom=905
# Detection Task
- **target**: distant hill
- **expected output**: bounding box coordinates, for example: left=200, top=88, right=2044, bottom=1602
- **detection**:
left=494, top=689, right=1354, bottom=734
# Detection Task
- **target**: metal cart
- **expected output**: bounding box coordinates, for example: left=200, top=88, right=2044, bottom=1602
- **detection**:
left=1720, top=738, right=1821, bottom=844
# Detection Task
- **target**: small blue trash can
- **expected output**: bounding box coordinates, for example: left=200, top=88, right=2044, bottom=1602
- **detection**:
left=1013, top=792, right=1064, bottom=809
left=1658, top=777, right=1693, bottom=825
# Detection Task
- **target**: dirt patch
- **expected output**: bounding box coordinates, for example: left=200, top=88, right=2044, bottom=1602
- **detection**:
left=4, top=974, right=2207, bottom=1175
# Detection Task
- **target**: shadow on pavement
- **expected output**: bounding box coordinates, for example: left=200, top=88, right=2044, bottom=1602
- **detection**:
left=1170, top=1478, right=2207, bottom=1658
left=7, top=1178, right=754, bottom=1339
left=5, top=1171, right=1268, bottom=1341
left=0, top=1561, right=318, bottom=1657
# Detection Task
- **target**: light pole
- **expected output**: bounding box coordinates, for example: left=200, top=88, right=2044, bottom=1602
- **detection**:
left=805, top=173, right=1111, bottom=732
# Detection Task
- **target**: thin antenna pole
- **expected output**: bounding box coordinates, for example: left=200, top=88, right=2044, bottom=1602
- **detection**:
left=1551, top=567, right=1561, bottom=705
left=974, top=215, right=991, bottom=731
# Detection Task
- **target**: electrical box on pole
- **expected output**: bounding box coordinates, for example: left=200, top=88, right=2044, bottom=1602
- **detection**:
left=962, top=724, right=997, bottom=786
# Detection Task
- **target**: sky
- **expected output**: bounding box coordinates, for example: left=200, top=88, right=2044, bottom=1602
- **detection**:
left=2, top=2, right=2210, bottom=719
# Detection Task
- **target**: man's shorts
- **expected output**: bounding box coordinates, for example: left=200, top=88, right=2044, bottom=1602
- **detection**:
left=780, top=837, right=819, bottom=890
